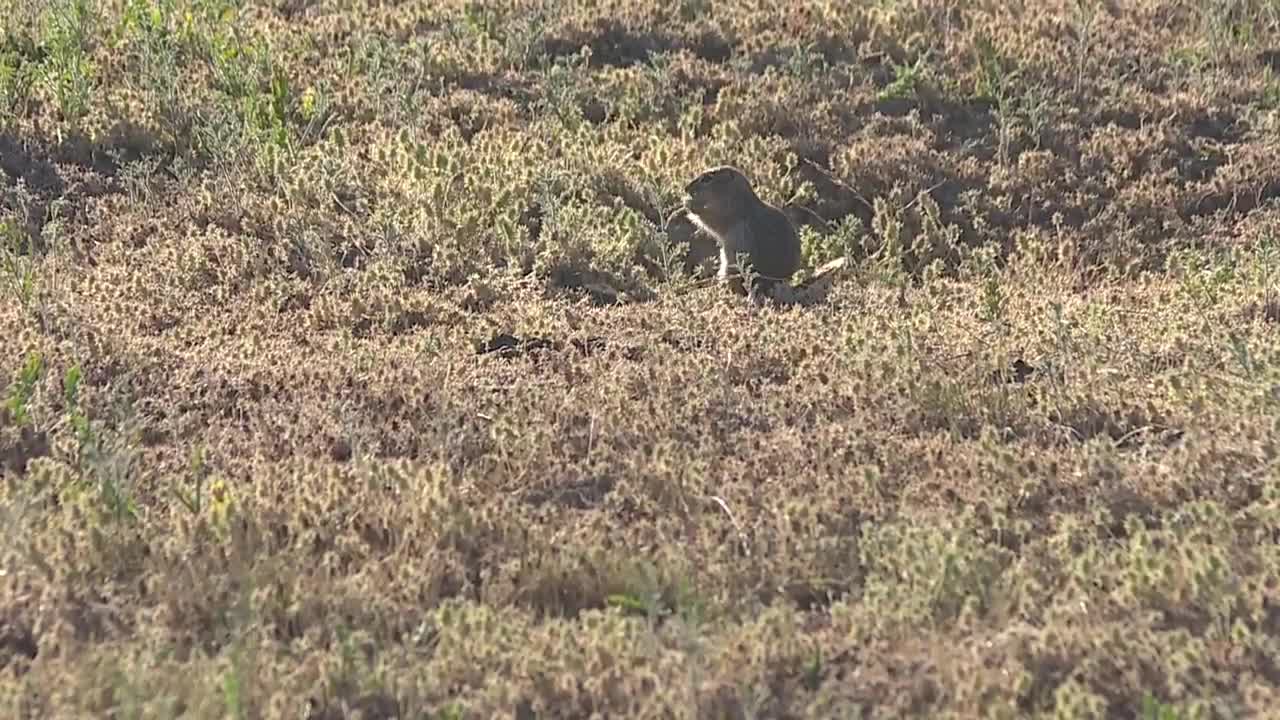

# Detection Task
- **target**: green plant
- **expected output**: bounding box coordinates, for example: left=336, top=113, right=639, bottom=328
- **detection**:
left=799, top=215, right=861, bottom=270
left=974, top=35, right=1023, bottom=166
left=0, top=31, right=40, bottom=121
left=461, top=0, right=501, bottom=39
left=1047, top=300, right=1075, bottom=387
left=172, top=444, right=211, bottom=515
left=61, top=364, right=90, bottom=445
left=118, top=0, right=191, bottom=146
left=1140, top=693, right=1191, bottom=720
left=962, top=243, right=1008, bottom=328
left=195, top=30, right=310, bottom=175
left=860, top=512, right=1010, bottom=627
left=678, top=0, right=713, bottom=22
left=869, top=193, right=906, bottom=280
left=432, top=703, right=466, bottom=720
left=1172, top=249, right=1236, bottom=311
left=61, top=379, right=140, bottom=523
left=0, top=219, right=37, bottom=318
left=1227, top=331, right=1257, bottom=379
left=500, top=0, right=550, bottom=70
left=1261, top=66, right=1280, bottom=110
left=780, top=42, right=830, bottom=84
left=877, top=54, right=927, bottom=103
left=40, top=0, right=96, bottom=129
left=1203, top=0, right=1264, bottom=61
left=535, top=46, right=592, bottom=128
left=5, top=351, right=44, bottom=427
left=1070, top=0, right=1101, bottom=96
left=1018, top=83, right=1056, bottom=151
left=979, top=269, right=1006, bottom=328
left=222, top=651, right=246, bottom=720
left=802, top=647, right=824, bottom=691
left=1250, top=232, right=1278, bottom=310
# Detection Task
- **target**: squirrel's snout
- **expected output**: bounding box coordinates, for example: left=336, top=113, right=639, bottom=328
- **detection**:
left=685, top=189, right=710, bottom=213
left=683, top=181, right=704, bottom=209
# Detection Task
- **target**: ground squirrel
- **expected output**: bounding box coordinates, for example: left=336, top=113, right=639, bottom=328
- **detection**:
left=682, top=165, right=802, bottom=296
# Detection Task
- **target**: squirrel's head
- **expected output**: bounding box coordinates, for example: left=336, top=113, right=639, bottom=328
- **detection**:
left=684, top=166, right=756, bottom=224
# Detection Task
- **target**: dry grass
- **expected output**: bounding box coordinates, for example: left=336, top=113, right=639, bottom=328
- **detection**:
left=2, top=0, right=1280, bottom=718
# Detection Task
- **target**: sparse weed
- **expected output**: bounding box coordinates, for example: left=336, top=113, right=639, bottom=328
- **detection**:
left=58, top=377, right=141, bottom=524
left=221, top=647, right=247, bottom=720
left=1070, top=0, right=1102, bottom=97
left=500, top=1, right=551, bottom=70
left=1141, top=694, right=1193, bottom=720
left=780, top=42, right=830, bottom=84
left=973, top=245, right=1007, bottom=329
left=116, top=0, right=190, bottom=147
left=172, top=444, right=210, bottom=515
left=5, top=351, right=43, bottom=428
left=0, top=31, right=39, bottom=122
left=1170, top=248, right=1237, bottom=312
left=39, top=0, right=95, bottom=129
left=799, top=215, right=861, bottom=269
left=861, top=512, right=1010, bottom=628
left=1202, top=0, right=1267, bottom=61
left=535, top=45, right=592, bottom=128
left=0, top=218, right=38, bottom=318
left=972, top=34, right=1053, bottom=165
left=61, top=363, right=89, bottom=444
left=1226, top=331, right=1258, bottom=379
left=867, top=185, right=962, bottom=280
left=877, top=55, right=927, bottom=103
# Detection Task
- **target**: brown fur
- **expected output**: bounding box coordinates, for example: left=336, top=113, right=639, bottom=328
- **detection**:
left=683, top=166, right=802, bottom=296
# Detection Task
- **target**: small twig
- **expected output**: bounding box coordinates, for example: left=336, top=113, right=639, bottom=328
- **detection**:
left=1111, top=425, right=1153, bottom=448
left=901, top=179, right=947, bottom=211
left=331, top=190, right=357, bottom=216
left=706, top=494, right=751, bottom=557
left=670, top=276, right=721, bottom=295
left=801, top=158, right=875, bottom=212
left=939, top=349, right=977, bottom=365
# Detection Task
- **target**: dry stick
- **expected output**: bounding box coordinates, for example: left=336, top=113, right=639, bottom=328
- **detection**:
left=800, top=158, right=876, bottom=214
left=331, top=191, right=357, bottom=216
left=1112, top=425, right=1155, bottom=449
left=902, top=179, right=948, bottom=211
left=801, top=157, right=947, bottom=215
left=668, top=275, right=721, bottom=296
left=706, top=494, right=751, bottom=557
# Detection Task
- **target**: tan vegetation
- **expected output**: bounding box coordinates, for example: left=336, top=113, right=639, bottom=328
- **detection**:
left=2, top=0, right=1279, bottom=718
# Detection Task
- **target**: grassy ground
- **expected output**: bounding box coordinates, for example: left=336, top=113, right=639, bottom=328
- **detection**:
left=2, top=0, right=1280, bottom=718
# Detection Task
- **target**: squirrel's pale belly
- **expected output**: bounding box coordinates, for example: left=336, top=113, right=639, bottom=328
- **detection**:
left=687, top=212, right=750, bottom=278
